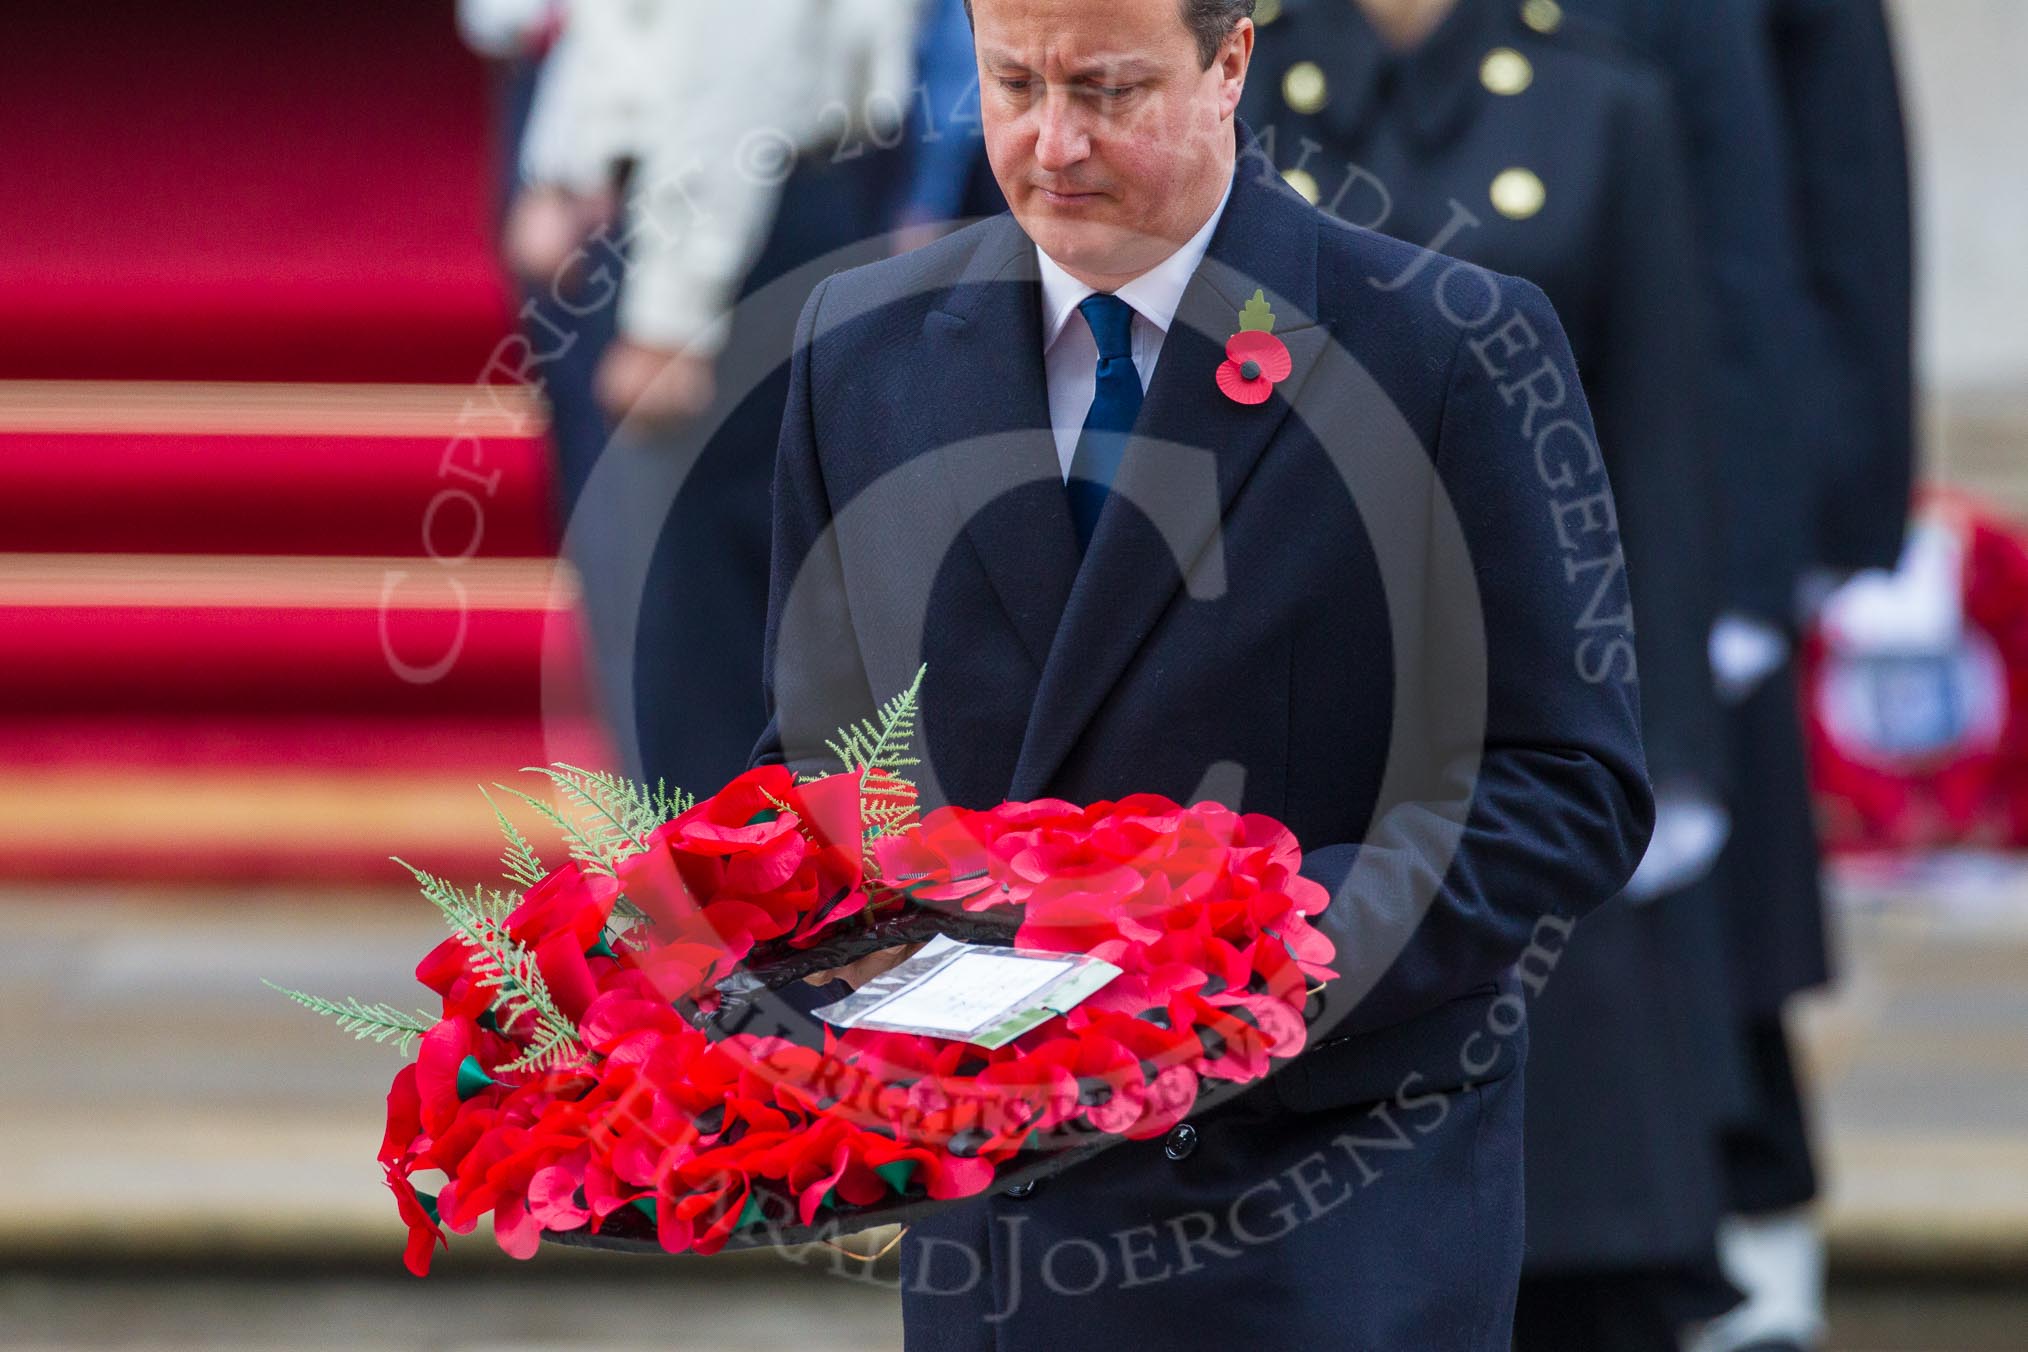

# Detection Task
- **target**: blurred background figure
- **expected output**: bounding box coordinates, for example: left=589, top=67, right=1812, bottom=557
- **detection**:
left=1, top=3, right=2026, bottom=1349
left=466, top=0, right=945, bottom=796
left=890, top=0, right=1008, bottom=254
left=1243, top=2, right=1738, bottom=1346
left=1537, top=2, right=1915, bottom=1348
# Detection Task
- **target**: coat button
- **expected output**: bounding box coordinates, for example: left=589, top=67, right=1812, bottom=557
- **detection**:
left=1005, top=1179, right=1037, bottom=1198
left=1521, top=0, right=1563, bottom=34
left=1282, top=167, right=1321, bottom=205
left=1282, top=61, right=1328, bottom=115
left=1490, top=167, right=1547, bottom=220
left=1163, top=1122, right=1199, bottom=1161
left=1480, top=47, right=1534, bottom=97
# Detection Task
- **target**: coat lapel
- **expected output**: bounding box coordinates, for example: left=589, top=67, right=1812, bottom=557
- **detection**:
left=1008, top=147, right=1329, bottom=800
left=920, top=217, right=1082, bottom=674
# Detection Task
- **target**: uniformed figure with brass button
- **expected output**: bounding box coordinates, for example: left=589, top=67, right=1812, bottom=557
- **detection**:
left=1244, top=4, right=1739, bottom=1349
left=1554, top=5, right=1916, bottom=1350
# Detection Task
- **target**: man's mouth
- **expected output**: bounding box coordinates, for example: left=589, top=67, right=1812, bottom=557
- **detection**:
left=1035, top=185, right=1105, bottom=206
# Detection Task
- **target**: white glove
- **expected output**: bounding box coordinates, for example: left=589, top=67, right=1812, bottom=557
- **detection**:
left=1625, top=781, right=1731, bottom=904
left=1710, top=611, right=1791, bottom=706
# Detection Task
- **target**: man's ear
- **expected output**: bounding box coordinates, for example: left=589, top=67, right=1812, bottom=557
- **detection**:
left=1217, top=19, right=1254, bottom=115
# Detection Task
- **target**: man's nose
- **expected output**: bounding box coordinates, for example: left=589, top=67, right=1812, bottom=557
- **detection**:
left=1032, top=92, right=1091, bottom=172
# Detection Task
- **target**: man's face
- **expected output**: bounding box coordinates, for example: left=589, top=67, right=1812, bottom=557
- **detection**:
left=972, top=0, right=1252, bottom=289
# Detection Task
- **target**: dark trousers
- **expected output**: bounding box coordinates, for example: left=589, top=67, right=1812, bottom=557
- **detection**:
left=1515, top=1267, right=1740, bottom=1352
left=1722, top=1014, right=1820, bottom=1215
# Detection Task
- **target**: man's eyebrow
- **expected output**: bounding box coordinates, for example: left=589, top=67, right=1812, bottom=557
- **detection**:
left=1072, top=58, right=1159, bottom=82
left=976, top=50, right=1160, bottom=81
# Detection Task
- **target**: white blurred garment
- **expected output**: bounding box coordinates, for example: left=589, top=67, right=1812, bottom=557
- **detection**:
left=516, top=0, right=926, bottom=353
left=456, top=0, right=558, bottom=57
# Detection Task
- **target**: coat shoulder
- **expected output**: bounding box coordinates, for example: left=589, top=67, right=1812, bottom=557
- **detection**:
left=806, top=215, right=1017, bottom=333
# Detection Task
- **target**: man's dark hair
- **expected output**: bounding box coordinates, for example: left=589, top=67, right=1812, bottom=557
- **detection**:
left=961, top=0, right=1255, bottom=68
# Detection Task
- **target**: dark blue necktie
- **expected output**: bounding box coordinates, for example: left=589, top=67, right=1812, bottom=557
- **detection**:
left=1066, top=292, right=1143, bottom=555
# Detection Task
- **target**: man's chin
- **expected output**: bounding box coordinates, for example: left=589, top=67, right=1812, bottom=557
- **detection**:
left=1019, top=212, right=1152, bottom=280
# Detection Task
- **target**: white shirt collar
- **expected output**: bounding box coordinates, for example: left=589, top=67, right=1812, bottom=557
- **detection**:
left=1034, top=177, right=1234, bottom=348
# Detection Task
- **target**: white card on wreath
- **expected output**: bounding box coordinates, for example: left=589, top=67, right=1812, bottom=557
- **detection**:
left=811, top=934, right=1120, bottom=1049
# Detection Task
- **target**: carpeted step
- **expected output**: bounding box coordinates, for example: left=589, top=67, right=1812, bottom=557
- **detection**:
left=0, top=713, right=615, bottom=884
left=0, top=769, right=581, bottom=885
left=0, top=555, right=589, bottom=715
left=0, top=383, right=556, bottom=556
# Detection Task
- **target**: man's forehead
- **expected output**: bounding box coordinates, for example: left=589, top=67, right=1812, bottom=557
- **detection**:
left=969, top=0, right=1196, bottom=68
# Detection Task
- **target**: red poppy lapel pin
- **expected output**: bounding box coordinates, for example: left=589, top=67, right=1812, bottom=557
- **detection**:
left=1216, top=289, right=1293, bottom=406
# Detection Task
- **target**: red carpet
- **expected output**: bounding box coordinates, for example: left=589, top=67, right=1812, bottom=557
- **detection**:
left=0, top=602, right=585, bottom=715
left=0, top=4, right=616, bottom=884
left=0, top=713, right=608, bottom=884
left=0, top=423, right=553, bottom=557
left=0, top=0, right=513, bottom=384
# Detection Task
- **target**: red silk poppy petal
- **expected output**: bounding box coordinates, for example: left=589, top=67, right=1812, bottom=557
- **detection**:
left=1216, top=359, right=1275, bottom=405
left=534, top=931, right=600, bottom=1025
left=924, top=1152, right=997, bottom=1200
left=493, top=1195, right=543, bottom=1260
left=380, top=1063, right=425, bottom=1165
left=787, top=770, right=867, bottom=851
left=1122, top=1065, right=1198, bottom=1140
left=1224, top=328, right=1293, bottom=378
left=528, top=1162, right=592, bottom=1230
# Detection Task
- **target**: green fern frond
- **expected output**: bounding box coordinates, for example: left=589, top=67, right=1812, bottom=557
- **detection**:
left=823, top=666, right=926, bottom=862
left=489, top=781, right=616, bottom=877
left=824, top=665, right=926, bottom=777
left=480, top=886, right=519, bottom=924
left=651, top=777, right=691, bottom=822
left=391, top=858, right=586, bottom=1067
left=499, top=766, right=691, bottom=879
left=497, top=1024, right=583, bottom=1073
left=394, top=857, right=496, bottom=938
left=558, top=763, right=688, bottom=834
left=482, top=786, right=547, bottom=889
left=263, top=981, right=435, bottom=1056
left=527, top=765, right=649, bottom=865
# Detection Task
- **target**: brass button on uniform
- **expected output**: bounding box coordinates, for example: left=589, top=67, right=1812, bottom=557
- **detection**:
left=1521, top=0, right=1563, bottom=34
left=1480, top=47, right=1534, bottom=96
left=1163, top=1121, right=1200, bottom=1161
left=1490, top=167, right=1547, bottom=220
left=1282, top=60, right=1328, bottom=115
left=1282, top=166, right=1321, bottom=205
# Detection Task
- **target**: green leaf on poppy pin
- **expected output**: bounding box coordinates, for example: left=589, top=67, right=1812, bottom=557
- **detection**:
left=1238, top=289, right=1277, bottom=333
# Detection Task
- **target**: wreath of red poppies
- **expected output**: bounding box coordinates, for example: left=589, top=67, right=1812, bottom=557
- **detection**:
left=321, top=756, right=1336, bottom=1275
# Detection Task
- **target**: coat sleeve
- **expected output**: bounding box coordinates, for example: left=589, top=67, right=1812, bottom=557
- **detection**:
left=1773, top=0, right=1917, bottom=572
left=619, top=0, right=929, bottom=354
left=747, top=276, right=880, bottom=777
left=1297, top=280, right=1656, bottom=1041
